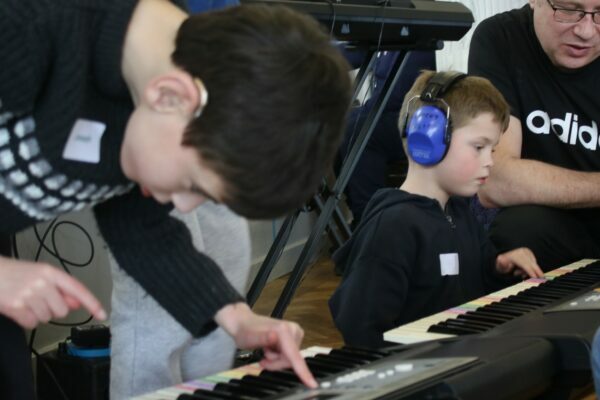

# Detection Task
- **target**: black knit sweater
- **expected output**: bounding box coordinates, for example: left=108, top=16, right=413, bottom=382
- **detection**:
left=0, top=0, right=244, bottom=336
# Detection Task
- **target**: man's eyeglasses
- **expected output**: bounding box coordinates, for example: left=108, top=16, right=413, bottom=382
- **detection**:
left=546, top=0, right=600, bottom=24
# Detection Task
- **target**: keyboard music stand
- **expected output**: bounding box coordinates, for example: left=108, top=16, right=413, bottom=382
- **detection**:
left=247, top=48, right=424, bottom=315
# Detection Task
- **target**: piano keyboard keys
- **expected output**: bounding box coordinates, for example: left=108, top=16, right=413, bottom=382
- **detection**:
left=384, top=259, right=598, bottom=344
left=133, top=346, right=392, bottom=400
left=137, top=336, right=564, bottom=400
left=180, top=345, right=393, bottom=400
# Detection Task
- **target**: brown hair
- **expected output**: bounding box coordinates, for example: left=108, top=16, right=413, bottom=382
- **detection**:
left=172, top=4, right=352, bottom=219
left=399, top=70, right=510, bottom=141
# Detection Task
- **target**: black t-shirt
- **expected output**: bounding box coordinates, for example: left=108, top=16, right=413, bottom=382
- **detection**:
left=468, top=5, right=600, bottom=172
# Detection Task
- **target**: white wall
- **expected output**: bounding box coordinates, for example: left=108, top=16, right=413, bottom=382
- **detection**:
left=436, top=0, right=528, bottom=72
left=18, top=208, right=317, bottom=353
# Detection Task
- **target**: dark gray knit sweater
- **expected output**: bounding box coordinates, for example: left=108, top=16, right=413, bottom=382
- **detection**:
left=0, top=0, right=243, bottom=336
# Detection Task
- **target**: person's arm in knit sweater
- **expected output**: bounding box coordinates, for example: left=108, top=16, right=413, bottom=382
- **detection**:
left=0, top=3, right=106, bottom=330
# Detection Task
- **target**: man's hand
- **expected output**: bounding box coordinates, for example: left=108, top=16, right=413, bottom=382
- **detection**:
left=495, top=247, right=544, bottom=279
left=0, top=256, right=106, bottom=329
left=215, top=302, right=318, bottom=389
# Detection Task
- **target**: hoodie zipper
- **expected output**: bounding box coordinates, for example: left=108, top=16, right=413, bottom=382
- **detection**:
left=443, top=205, right=456, bottom=229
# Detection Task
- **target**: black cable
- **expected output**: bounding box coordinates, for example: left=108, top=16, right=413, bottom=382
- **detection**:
left=34, top=220, right=95, bottom=270
left=31, top=219, right=96, bottom=326
left=14, top=216, right=97, bottom=399
left=33, top=218, right=56, bottom=262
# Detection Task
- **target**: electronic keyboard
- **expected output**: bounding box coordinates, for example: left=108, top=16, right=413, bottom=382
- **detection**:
left=240, top=0, right=474, bottom=48
left=136, top=259, right=600, bottom=400
left=385, top=259, right=600, bottom=371
left=135, top=337, right=558, bottom=400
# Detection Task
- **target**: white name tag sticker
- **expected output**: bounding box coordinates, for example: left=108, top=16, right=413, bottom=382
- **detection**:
left=63, top=119, right=106, bottom=163
left=439, top=253, right=459, bottom=276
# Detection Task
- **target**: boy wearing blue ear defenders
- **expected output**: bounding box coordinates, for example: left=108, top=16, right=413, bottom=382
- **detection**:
left=329, top=70, right=545, bottom=349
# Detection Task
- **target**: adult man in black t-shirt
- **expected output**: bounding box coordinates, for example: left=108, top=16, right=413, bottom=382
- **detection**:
left=468, top=0, right=600, bottom=271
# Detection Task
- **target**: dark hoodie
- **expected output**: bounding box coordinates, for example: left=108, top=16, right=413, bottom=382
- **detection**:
left=329, top=189, right=506, bottom=348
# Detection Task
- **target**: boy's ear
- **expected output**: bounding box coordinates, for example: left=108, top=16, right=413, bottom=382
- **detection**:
left=144, top=70, right=208, bottom=118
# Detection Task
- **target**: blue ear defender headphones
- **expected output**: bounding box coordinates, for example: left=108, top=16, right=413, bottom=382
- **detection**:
left=403, top=71, right=467, bottom=166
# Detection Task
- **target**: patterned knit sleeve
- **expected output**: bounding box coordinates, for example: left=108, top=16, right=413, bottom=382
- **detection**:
left=0, top=3, right=45, bottom=125
left=93, top=189, right=245, bottom=337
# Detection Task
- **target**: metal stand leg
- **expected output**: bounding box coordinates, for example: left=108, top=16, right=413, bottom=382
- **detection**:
left=269, top=51, right=409, bottom=319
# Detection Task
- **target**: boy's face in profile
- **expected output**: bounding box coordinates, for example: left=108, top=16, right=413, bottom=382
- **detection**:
left=117, top=70, right=225, bottom=214
left=120, top=106, right=224, bottom=213
left=435, top=112, right=501, bottom=198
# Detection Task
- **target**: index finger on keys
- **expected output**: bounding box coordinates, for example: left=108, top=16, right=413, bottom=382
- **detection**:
left=54, top=272, right=106, bottom=321
left=532, top=263, right=544, bottom=278
left=276, top=331, right=318, bottom=389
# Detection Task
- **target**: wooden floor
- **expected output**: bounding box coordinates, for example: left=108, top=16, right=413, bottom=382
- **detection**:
left=251, top=253, right=597, bottom=400
left=252, top=252, right=343, bottom=349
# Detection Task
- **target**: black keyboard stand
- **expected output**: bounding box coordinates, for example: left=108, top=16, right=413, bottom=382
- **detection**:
left=246, top=48, right=412, bottom=317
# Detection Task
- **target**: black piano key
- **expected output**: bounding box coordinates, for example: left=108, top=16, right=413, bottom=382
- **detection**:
left=480, top=303, right=524, bottom=317
left=499, top=302, right=537, bottom=311
left=178, top=394, right=205, bottom=400
left=580, top=266, right=600, bottom=274
left=524, top=286, right=569, bottom=299
left=301, top=364, right=328, bottom=378
left=497, top=298, right=537, bottom=311
left=490, top=301, right=532, bottom=313
left=502, top=298, right=546, bottom=309
left=304, top=358, right=345, bottom=375
left=259, top=369, right=303, bottom=384
left=426, top=323, right=462, bottom=335
left=442, top=318, right=492, bottom=331
left=240, top=374, right=298, bottom=390
left=508, top=295, right=549, bottom=307
left=467, top=309, right=513, bottom=322
left=179, top=394, right=223, bottom=400
left=541, top=284, right=580, bottom=294
left=329, top=348, right=383, bottom=362
left=427, top=319, right=481, bottom=335
left=187, top=388, right=250, bottom=400
left=227, top=379, right=282, bottom=396
left=518, top=287, right=560, bottom=299
left=306, top=356, right=355, bottom=371
left=574, top=271, right=600, bottom=279
left=342, top=345, right=390, bottom=357
left=575, top=270, right=600, bottom=279
left=427, top=322, right=480, bottom=335
left=314, top=353, right=364, bottom=368
left=476, top=304, right=522, bottom=318
left=456, top=312, right=506, bottom=325
left=558, top=277, right=596, bottom=287
left=214, top=381, right=274, bottom=398
left=576, top=269, right=600, bottom=278
left=316, top=352, right=368, bottom=365
left=547, top=280, right=588, bottom=291
left=553, top=282, right=589, bottom=292
left=539, top=281, right=580, bottom=292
